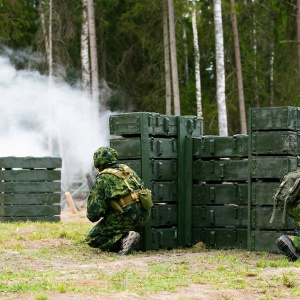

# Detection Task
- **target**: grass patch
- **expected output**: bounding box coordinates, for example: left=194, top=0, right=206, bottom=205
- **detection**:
left=0, top=221, right=300, bottom=299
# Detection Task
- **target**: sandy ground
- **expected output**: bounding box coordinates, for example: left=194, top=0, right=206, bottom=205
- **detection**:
left=54, top=200, right=300, bottom=300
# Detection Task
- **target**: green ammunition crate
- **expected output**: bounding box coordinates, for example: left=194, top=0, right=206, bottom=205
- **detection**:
left=151, top=181, right=177, bottom=203
left=193, top=135, right=248, bottom=158
left=0, top=156, right=62, bottom=169
left=192, top=205, right=248, bottom=227
left=110, top=137, right=177, bottom=159
left=251, top=156, right=299, bottom=179
left=251, top=131, right=300, bottom=155
left=249, top=230, right=298, bottom=252
left=179, top=115, right=203, bottom=137
left=151, top=227, right=178, bottom=250
left=0, top=216, right=60, bottom=222
left=251, top=206, right=296, bottom=229
left=250, top=106, right=300, bottom=131
left=193, top=159, right=248, bottom=182
left=0, top=204, right=61, bottom=217
left=192, top=228, right=247, bottom=249
left=0, top=170, right=61, bottom=182
left=109, top=113, right=203, bottom=137
left=109, top=112, right=178, bottom=136
left=251, top=182, right=279, bottom=205
left=192, top=182, right=248, bottom=205
left=150, top=204, right=177, bottom=226
left=120, top=159, right=177, bottom=181
left=0, top=193, right=60, bottom=205
left=0, top=182, right=61, bottom=193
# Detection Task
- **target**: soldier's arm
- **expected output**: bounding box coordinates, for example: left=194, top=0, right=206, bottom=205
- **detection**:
left=86, top=178, right=108, bottom=222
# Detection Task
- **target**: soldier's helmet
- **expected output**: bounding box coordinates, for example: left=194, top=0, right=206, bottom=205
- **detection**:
left=93, top=146, right=118, bottom=171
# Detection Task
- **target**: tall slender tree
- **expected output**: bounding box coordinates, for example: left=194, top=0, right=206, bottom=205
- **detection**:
left=81, top=0, right=91, bottom=94
left=163, top=0, right=172, bottom=115
left=230, top=0, right=246, bottom=134
left=87, top=0, right=100, bottom=119
left=191, top=0, right=202, bottom=118
left=213, top=0, right=228, bottom=136
left=168, top=0, right=181, bottom=115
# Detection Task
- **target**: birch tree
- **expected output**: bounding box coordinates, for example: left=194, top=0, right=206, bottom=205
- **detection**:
left=81, top=0, right=91, bottom=94
left=168, top=0, right=181, bottom=115
left=87, top=0, right=100, bottom=118
left=163, top=0, right=172, bottom=115
left=191, top=0, right=202, bottom=118
left=213, top=0, right=228, bottom=136
left=230, top=0, right=246, bottom=134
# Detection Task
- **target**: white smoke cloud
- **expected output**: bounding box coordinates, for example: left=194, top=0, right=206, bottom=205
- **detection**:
left=0, top=54, right=110, bottom=188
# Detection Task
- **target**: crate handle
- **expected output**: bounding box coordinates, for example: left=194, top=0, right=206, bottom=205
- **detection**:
left=156, top=140, right=163, bottom=156
left=209, top=209, right=215, bottom=225
left=209, top=187, right=215, bottom=202
left=187, top=119, right=194, bottom=134
left=157, top=162, right=163, bottom=178
left=150, top=137, right=155, bottom=151
left=172, top=138, right=176, bottom=152
left=209, top=231, right=216, bottom=245
left=233, top=135, right=237, bottom=149
left=209, top=139, right=215, bottom=154
left=219, top=163, right=225, bottom=178
left=163, top=117, right=170, bottom=132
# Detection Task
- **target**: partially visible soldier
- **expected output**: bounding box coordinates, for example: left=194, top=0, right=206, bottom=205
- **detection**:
left=85, top=146, right=151, bottom=255
left=276, top=205, right=300, bottom=261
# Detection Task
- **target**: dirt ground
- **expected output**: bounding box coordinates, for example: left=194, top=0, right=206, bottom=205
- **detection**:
left=54, top=202, right=300, bottom=300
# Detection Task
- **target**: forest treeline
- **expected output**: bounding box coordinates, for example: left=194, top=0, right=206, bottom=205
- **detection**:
left=0, top=0, right=299, bottom=135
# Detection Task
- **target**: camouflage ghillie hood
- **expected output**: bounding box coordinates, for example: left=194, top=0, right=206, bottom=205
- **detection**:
left=93, top=146, right=118, bottom=171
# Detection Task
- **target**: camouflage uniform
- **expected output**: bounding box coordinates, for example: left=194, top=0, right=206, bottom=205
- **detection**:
left=286, top=205, right=300, bottom=251
left=86, top=146, right=150, bottom=252
left=276, top=204, right=300, bottom=261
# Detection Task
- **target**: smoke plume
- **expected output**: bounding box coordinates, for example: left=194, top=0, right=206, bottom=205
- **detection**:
left=0, top=52, right=110, bottom=188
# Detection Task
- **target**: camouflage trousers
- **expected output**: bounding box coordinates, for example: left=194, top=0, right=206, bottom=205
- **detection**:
left=86, top=202, right=150, bottom=252
left=287, top=205, right=300, bottom=252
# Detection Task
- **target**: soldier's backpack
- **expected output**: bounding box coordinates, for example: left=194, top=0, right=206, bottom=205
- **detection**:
left=100, top=164, right=153, bottom=213
left=269, top=169, right=300, bottom=224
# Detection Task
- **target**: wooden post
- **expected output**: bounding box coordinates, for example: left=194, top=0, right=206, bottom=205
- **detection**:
left=65, top=192, right=78, bottom=214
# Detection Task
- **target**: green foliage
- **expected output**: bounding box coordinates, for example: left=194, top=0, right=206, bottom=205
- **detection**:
left=1, top=0, right=300, bottom=134
left=0, top=0, right=39, bottom=48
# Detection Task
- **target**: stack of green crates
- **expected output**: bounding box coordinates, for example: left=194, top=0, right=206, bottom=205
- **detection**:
left=109, top=112, right=203, bottom=251
left=0, top=156, right=62, bottom=222
left=191, top=135, right=249, bottom=249
left=248, top=106, right=300, bottom=252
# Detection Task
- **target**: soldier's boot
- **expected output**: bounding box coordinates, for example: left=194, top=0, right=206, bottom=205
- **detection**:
left=276, top=235, right=300, bottom=262
left=118, top=231, right=140, bottom=255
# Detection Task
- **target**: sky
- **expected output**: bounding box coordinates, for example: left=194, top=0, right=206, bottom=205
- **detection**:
left=0, top=51, right=110, bottom=187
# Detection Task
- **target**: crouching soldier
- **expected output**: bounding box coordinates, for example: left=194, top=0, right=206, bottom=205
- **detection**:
left=85, top=146, right=151, bottom=255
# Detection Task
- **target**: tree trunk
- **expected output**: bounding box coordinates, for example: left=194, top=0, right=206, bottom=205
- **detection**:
left=87, top=0, right=100, bottom=119
left=297, top=0, right=300, bottom=84
left=81, top=0, right=91, bottom=94
left=213, top=0, right=228, bottom=136
left=192, top=0, right=202, bottom=118
left=182, top=21, right=189, bottom=86
left=251, top=0, right=259, bottom=107
left=38, top=3, right=50, bottom=64
left=168, top=0, right=181, bottom=115
left=269, top=47, right=274, bottom=107
left=48, top=0, right=53, bottom=153
left=230, top=0, right=247, bottom=134
left=48, top=0, right=53, bottom=79
left=163, top=0, right=172, bottom=115
left=99, top=3, right=107, bottom=112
